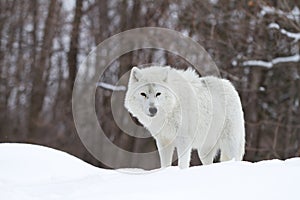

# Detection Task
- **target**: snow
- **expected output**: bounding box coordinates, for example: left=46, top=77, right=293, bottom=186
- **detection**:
left=272, top=54, right=300, bottom=64
left=209, top=0, right=219, bottom=5
left=268, top=22, right=300, bottom=42
left=260, top=6, right=300, bottom=22
left=242, top=54, right=300, bottom=68
left=231, top=59, right=238, bottom=66
left=1, top=143, right=300, bottom=200
left=96, top=82, right=126, bottom=91
left=259, top=86, right=266, bottom=92
left=268, top=22, right=280, bottom=29
left=242, top=60, right=273, bottom=68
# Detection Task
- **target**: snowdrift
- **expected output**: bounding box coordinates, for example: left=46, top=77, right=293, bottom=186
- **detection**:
left=0, top=143, right=299, bottom=200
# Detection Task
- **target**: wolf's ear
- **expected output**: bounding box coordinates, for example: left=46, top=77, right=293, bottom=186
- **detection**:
left=131, top=67, right=142, bottom=82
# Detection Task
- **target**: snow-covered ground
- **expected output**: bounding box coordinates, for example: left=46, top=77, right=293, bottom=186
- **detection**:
left=1, top=143, right=299, bottom=200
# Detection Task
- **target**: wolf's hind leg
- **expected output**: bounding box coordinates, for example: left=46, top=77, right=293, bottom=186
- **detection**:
left=198, top=146, right=219, bottom=165
left=220, top=138, right=244, bottom=162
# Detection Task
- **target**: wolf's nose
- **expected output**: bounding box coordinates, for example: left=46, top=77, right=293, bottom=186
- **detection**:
left=149, top=107, right=157, bottom=115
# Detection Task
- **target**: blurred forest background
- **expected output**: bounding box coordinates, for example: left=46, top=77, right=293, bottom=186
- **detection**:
left=1, top=0, right=300, bottom=168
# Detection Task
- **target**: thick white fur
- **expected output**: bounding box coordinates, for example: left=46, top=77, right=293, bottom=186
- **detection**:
left=124, top=66, right=245, bottom=168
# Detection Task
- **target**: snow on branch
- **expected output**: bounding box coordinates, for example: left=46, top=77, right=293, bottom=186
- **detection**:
left=268, top=22, right=300, bottom=41
left=260, top=5, right=300, bottom=22
left=96, top=82, right=126, bottom=91
left=242, top=54, right=300, bottom=68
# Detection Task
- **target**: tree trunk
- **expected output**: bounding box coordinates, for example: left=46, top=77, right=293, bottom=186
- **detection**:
left=67, top=0, right=83, bottom=98
left=29, top=0, right=58, bottom=133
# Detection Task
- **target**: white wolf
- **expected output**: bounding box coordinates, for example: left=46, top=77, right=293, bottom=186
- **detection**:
left=124, top=66, right=245, bottom=169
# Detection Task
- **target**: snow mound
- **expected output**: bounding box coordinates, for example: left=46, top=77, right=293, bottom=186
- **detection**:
left=0, top=143, right=300, bottom=200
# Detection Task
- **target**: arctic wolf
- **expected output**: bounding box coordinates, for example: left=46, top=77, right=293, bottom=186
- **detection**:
left=124, top=66, right=245, bottom=169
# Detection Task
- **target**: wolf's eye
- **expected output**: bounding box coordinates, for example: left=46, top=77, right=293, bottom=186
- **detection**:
left=156, top=92, right=161, bottom=97
left=140, top=92, right=147, bottom=98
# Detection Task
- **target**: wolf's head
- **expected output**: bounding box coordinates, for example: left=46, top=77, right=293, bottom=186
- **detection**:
left=124, top=67, right=177, bottom=125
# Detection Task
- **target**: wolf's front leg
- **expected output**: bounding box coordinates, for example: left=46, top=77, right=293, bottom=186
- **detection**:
left=156, top=141, right=174, bottom=168
left=177, top=143, right=192, bottom=169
